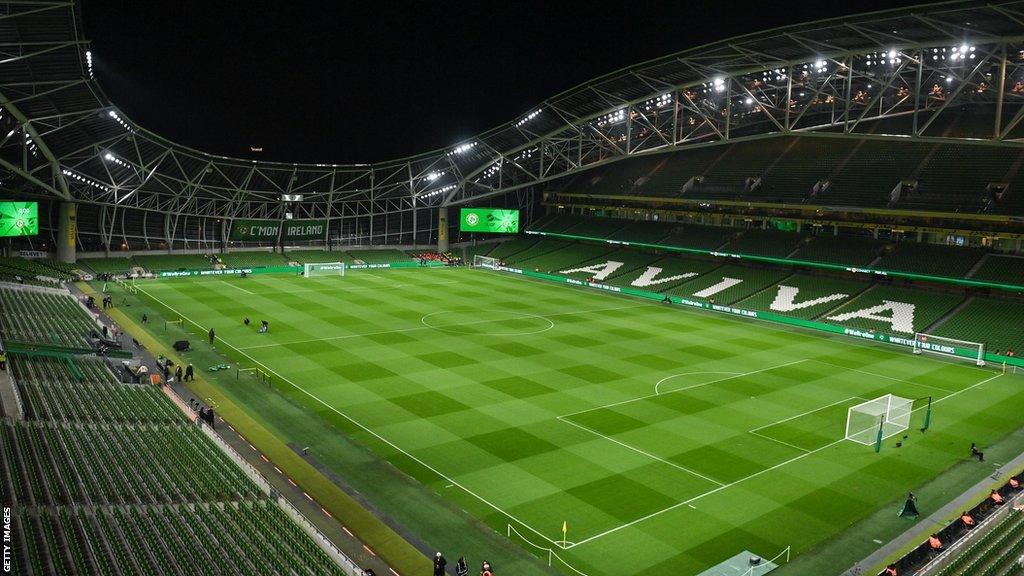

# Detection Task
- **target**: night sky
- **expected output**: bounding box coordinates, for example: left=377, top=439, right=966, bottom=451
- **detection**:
left=82, top=0, right=924, bottom=164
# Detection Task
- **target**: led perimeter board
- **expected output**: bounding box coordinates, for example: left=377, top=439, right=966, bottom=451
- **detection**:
left=460, top=208, right=519, bottom=233
left=0, top=201, right=39, bottom=237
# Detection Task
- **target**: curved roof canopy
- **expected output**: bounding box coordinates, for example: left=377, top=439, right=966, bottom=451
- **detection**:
left=1, top=0, right=1024, bottom=219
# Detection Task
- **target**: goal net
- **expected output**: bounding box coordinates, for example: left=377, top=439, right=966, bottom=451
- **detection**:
left=303, top=262, right=345, bottom=278
left=912, top=333, right=985, bottom=366
left=473, top=255, right=501, bottom=269
left=845, top=394, right=914, bottom=446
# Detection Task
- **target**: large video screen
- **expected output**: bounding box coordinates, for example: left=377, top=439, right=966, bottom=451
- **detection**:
left=459, top=208, right=519, bottom=233
left=0, top=201, right=38, bottom=237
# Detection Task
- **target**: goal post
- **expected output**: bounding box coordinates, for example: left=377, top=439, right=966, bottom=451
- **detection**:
left=912, top=333, right=985, bottom=366
left=473, top=255, right=501, bottom=269
left=846, top=394, right=914, bottom=449
left=303, top=262, right=345, bottom=278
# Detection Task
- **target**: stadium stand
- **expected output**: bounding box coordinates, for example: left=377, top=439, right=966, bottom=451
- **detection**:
left=736, top=274, right=872, bottom=320
left=722, top=228, right=805, bottom=258
left=80, top=257, right=135, bottom=275
left=0, top=287, right=98, bottom=348
left=554, top=249, right=665, bottom=282
left=604, top=219, right=674, bottom=243
left=284, top=250, right=354, bottom=264
left=658, top=224, right=734, bottom=251
left=550, top=133, right=1024, bottom=214
left=485, top=237, right=542, bottom=261
left=2, top=346, right=348, bottom=575
left=791, top=235, right=886, bottom=267
left=346, top=249, right=416, bottom=265
left=969, top=255, right=1024, bottom=286
left=512, top=241, right=617, bottom=273
left=0, top=257, right=77, bottom=284
left=12, top=356, right=185, bottom=424
left=901, top=144, right=1023, bottom=213
left=876, top=243, right=987, bottom=278
left=665, top=265, right=792, bottom=304
left=133, top=253, right=217, bottom=272
left=219, top=251, right=289, bottom=268
left=931, top=298, right=1024, bottom=356
left=820, top=284, right=963, bottom=334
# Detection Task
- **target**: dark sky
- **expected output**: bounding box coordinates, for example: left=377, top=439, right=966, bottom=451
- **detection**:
left=82, top=0, right=925, bottom=164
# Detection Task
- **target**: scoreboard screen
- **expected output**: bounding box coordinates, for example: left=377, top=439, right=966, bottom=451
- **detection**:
left=0, top=201, right=38, bottom=237
left=459, top=208, right=519, bottom=233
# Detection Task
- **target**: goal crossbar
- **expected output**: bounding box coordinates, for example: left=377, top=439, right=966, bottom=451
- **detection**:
left=303, top=262, right=345, bottom=277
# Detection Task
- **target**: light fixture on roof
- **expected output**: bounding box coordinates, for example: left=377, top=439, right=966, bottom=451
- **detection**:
left=107, top=110, right=134, bottom=133
left=514, top=109, right=542, bottom=127
left=449, top=142, right=476, bottom=155
left=85, top=50, right=94, bottom=78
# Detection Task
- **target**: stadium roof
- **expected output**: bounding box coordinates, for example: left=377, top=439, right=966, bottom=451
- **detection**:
left=1, top=0, right=1023, bottom=218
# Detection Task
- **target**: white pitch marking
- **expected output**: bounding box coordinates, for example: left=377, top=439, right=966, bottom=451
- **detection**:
left=134, top=283, right=566, bottom=548
left=747, top=396, right=865, bottom=433
left=556, top=415, right=726, bottom=487
left=421, top=310, right=555, bottom=336
left=653, top=371, right=743, bottom=395
left=747, top=430, right=812, bottom=454
left=239, top=302, right=647, bottom=350
left=565, top=372, right=1004, bottom=549
left=811, top=359, right=955, bottom=395
left=219, top=280, right=254, bottom=295
left=559, top=359, right=809, bottom=419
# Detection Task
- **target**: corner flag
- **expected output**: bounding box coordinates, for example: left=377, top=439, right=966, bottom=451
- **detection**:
left=562, top=521, right=568, bottom=547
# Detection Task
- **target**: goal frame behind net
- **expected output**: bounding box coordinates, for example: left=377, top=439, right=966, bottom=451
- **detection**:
left=845, top=394, right=914, bottom=449
left=303, top=262, right=345, bottom=278
left=473, top=255, right=501, bottom=269
left=912, top=332, right=985, bottom=367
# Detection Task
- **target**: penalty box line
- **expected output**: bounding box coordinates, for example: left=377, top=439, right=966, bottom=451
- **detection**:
left=747, top=395, right=867, bottom=454
left=133, top=284, right=565, bottom=549
left=558, top=359, right=809, bottom=419
left=566, top=371, right=1004, bottom=550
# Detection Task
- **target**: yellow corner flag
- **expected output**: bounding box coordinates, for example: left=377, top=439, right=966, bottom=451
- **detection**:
left=562, top=520, right=568, bottom=547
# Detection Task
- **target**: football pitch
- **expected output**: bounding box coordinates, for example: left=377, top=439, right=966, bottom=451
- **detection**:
left=134, top=267, right=1024, bottom=576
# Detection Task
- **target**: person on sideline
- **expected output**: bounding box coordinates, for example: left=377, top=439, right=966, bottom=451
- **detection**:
left=455, top=557, right=469, bottom=576
left=961, top=511, right=975, bottom=529
left=208, top=328, right=216, bottom=344
left=433, top=552, right=447, bottom=576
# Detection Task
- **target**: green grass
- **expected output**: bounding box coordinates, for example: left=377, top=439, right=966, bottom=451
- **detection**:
left=120, top=267, right=1024, bottom=576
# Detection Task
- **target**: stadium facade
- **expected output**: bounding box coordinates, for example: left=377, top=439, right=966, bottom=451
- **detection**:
left=2, top=1, right=1024, bottom=260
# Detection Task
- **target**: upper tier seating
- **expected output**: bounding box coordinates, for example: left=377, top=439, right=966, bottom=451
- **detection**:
left=723, top=229, right=805, bottom=258
left=969, top=255, right=1024, bottom=287
left=876, top=243, right=987, bottom=278
left=791, top=235, right=885, bottom=267
left=548, top=132, right=1024, bottom=214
